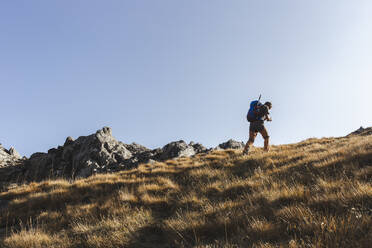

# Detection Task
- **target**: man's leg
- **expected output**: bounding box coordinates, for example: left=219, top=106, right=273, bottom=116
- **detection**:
left=260, top=127, right=270, bottom=152
left=243, top=131, right=257, bottom=154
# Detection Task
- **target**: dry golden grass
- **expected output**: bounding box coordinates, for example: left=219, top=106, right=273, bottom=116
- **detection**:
left=1, top=134, right=371, bottom=247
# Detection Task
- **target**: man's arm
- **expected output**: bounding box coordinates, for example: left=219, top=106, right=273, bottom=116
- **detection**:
left=263, top=106, right=271, bottom=121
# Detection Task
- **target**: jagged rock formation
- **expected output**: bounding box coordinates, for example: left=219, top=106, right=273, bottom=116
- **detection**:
left=25, top=127, right=135, bottom=179
left=0, top=145, right=24, bottom=191
left=0, top=127, right=212, bottom=182
left=348, top=126, right=372, bottom=136
left=0, top=127, right=248, bottom=184
left=0, top=145, right=22, bottom=168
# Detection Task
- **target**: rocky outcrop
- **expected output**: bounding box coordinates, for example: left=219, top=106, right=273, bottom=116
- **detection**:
left=0, top=145, right=24, bottom=191
left=0, top=145, right=22, bottom=168
left=0, top=127, right=252, bottom=183
left=24, top=127, right=134, bottom=180
left=123, top=142, right=150, bottom=154
left=189, top=142, right=209, bottom=154
left=216, top=139, right=245, bottom=150
left=0, top=127, right=212, bottom=182
left=161, top=141, right=192, bottom=160
left=161, top=140, right=210, bottom=160
left=349, top=126, right=372, bottom=136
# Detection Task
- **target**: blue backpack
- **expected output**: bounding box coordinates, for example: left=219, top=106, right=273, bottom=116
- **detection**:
left=246, top=100, right=263, bottom=122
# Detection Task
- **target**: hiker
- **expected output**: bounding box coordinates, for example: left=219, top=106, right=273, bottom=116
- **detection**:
left=243, top=100, right=272, bottom=155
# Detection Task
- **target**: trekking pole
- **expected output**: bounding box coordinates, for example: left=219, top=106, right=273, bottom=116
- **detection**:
left=258, top=94, right=261, bottom=102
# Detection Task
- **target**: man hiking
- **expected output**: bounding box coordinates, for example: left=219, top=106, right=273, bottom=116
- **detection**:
left=243, top=100, right=272, bottom=155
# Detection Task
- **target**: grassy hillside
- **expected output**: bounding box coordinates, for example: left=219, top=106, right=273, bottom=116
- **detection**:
left=1, top=133, right=371, bottom=248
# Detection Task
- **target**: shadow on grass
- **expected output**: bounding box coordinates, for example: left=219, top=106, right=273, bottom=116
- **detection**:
left=126, top=196, right=287, bottom=247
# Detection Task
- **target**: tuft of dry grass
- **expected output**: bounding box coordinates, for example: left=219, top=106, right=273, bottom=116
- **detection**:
left=1, top=134, right=371, bottom=247
left=4, top=229, right=67, bottom=248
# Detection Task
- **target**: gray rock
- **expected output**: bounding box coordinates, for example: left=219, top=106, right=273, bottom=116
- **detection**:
left=123, top=142, right=150, bottom=155
left=0, top=145, right=23, bottom=168
left=23, top=127, right=133, bottom=180
left=0, top=127, right=211, bottom=182
left=64, top=136, right=74, bottom=146
left=160, top=140, right=196, bottom=160
left=349, top=126, right=372, bottom=136
left=190, top=142, right=209, bottom=153
left=217, top=139, right=245, bottom=150
left=9, top=147, right=21, bottom=159
left=75, top=160, right=100, bottom=178
left=136, top=148, right=163, bottom=163
left=178, top=146, right=196, bottom=158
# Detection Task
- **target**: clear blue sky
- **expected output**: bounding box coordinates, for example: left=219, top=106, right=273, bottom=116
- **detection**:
left=1, top=1, right=371, bottom=156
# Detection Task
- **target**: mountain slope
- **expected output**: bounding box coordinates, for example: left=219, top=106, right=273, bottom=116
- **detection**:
left=1, top=132, right=371, bottom=247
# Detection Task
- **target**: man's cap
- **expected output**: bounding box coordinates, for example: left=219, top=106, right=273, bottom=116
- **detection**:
left=264, top=101, right=272, bottom=108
